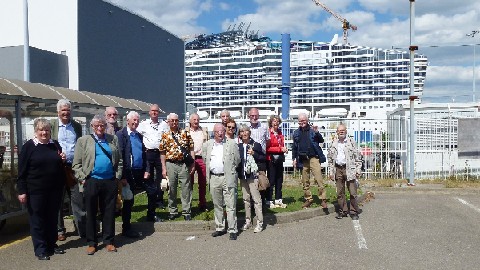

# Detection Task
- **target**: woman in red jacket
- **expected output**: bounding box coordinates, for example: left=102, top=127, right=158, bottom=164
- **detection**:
left=266, top=115, right=288, bottom=208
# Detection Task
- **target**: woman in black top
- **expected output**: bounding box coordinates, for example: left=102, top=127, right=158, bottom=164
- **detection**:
left=17, top=118, right=67, bottom=260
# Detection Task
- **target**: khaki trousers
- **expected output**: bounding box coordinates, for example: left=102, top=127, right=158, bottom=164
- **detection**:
left=335, top=165, right=358, bottom=214
left=166, top=162, right=192, bottom=215
left=240, top=178, right=263, bottom=225
left=210, top=174, right=237, bottom=233
left=301, top=157, right=325, bottom=201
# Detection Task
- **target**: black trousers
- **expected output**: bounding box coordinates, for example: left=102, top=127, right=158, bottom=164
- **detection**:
left=122, top=168, right=158, bottom=231
left=84, top=178, right=117, bottom=246
left=27, top=188, right=63, bottom=256
left=267, top=160, right=284, bottom=201
left=145, top=150, right=164, bottom=200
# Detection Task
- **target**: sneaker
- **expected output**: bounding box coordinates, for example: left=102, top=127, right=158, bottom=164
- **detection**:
left=253, top=223, right=263, bottom=233
left=275, top=199, right=287, bottom=208
left=242, top=220, right=252, bottom=231
left=268, top=201, right=276, bottom=209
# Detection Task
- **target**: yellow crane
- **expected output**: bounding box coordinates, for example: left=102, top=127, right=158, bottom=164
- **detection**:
left=311, top=0, right=358, bottom=44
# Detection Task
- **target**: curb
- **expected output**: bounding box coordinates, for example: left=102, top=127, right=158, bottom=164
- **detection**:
left=109, top=192, right=369, bottom=234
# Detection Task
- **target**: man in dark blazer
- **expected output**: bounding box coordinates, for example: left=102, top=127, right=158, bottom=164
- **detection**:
left=116, top=111, right=160, bottom=238
left=50, top=99, right=85, bottom=240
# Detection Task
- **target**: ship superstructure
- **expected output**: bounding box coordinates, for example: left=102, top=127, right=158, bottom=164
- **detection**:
left=185, top=30, right=428, bottom=120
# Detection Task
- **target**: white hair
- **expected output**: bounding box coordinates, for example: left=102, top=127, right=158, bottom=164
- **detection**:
left=126, top=111, right=139, bottom=120
left=56, top=99, right=71, bottom=112
left=298, top=112, right=308, bottom=120
left=167, top=113, right=179, bottom=120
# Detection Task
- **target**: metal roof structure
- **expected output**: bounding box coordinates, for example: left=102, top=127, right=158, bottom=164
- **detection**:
left=0, top=78, right=162, bottom=117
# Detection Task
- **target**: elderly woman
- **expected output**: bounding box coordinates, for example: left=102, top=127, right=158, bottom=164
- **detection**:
left=17, top=118, right=67, bottom=260
left=237, top=124, right=265, bottom=233
left=266, top=115, right=288, bottom=208
left=72, top=115, right=123, bottom=255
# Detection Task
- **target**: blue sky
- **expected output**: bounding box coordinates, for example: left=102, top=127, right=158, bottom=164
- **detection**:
left=1, top=0, right=479, bottom=103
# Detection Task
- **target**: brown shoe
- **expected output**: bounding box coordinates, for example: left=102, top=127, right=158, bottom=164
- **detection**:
left=57, top=234, right=66, bottom=241
left=321, top=199, right=328, bottom=209
left=106, top=244, right=117, bottom=252
left=86, top=246, right=96, bottom=255
left=302, top=200, right=313, bottom=209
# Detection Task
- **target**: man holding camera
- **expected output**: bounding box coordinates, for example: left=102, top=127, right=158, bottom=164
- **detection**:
left=160, top=113, right=195, bottom=221
left=292, top=112, right=327, bottom=209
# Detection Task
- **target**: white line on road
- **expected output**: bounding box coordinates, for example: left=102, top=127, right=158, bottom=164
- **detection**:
left=456, top=198, right=480, bottom=213
left=352, top=220, right=368, bottom=250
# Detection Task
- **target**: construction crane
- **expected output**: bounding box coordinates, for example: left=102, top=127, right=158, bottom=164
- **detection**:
left=311, top=0, right=358, bottom=44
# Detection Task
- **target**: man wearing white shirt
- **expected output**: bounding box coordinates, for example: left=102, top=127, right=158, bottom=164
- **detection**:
left=327, top=124, right=362, bottom=220
left=137, top=104, right=166, bottom=207
left=202, top=123, right=240, bottom=240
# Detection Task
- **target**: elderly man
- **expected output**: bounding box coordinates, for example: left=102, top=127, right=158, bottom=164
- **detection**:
left=328, top=124, right=362, bottom=220
left=137, top=104, right=166, bottom=208
left=292, top=112, right=327, bottom=209
left=72, top=115, right=122, bottom=255
left=186, top=113, right=209, bottom=212
left=160, top=113, right=195, bottom=221
left=202, top=123, right=241, bottom=240
left=105, top=107, right=121, bottom=135
left=219, top=109, right=231, bottom=128
left=117, top=111, right=160, bottom=238
left=248, top=107, right=270, bottom=204
left=50, top=99, right=84, bottom=241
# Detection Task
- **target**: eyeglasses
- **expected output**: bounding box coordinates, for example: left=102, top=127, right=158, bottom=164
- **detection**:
left=107, top=113, right=118, bottom=116
left=249, top=115, right=259, bottom=118
left=227, top=126, right=236, bottom=129
left=92, top=124, right=105, bottom=128
left=169, top=119, right=179, bottom=122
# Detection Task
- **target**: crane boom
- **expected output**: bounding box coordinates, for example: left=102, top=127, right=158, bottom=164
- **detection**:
left=311, top=0, right=357, bottom=44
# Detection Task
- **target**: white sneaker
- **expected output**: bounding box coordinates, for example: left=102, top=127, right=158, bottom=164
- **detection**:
left=253, top=223, right=263, bottom=233
left=242, top=220, right=252, bottom=231
left=268, top=201, right=276, bottom=209
left=275, top=199, right=287, bottom=208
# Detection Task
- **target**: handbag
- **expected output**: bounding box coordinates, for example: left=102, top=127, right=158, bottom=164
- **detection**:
left=257, top=172, right=270, bottom=191
left=171, top=132, right=194, bottom=166
left=53, top=141, right=77, bottom=188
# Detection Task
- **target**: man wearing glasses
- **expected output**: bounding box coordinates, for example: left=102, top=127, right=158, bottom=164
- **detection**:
left=202, top=123, right=241, bottom=240
left=186, top=113, right=209, bottom=212
left=105, top=107, right=121, bottom=136
left=160, top=113, right=195, bottom=220
left=292, top=112, right=327, bottom=209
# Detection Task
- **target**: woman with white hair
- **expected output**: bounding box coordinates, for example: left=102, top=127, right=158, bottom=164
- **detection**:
left=17, top=118, right=67, bottom=260
left=237, top=124, right=265, bottom=233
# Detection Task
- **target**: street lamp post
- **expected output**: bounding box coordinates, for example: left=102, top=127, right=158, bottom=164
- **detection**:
left=466, top=30, right=479, bottom=102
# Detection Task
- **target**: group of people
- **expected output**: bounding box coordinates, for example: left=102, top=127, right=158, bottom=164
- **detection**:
left=17, top=101, right=363, bottom=259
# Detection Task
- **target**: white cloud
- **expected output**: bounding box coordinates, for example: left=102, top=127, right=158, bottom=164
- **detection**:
left=219, top=2, right=230, bottom=11
left=107, top=0, right=210, bottom=36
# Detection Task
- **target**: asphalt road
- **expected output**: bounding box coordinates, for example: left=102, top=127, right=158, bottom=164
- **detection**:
left=1, top=190, right=480, bottom=269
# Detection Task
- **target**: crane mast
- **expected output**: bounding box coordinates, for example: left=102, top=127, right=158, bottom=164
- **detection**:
left=311, top=0, right=357, bottom=44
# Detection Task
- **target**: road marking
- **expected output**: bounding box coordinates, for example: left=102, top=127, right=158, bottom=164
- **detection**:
left=352, top=220, right=368, bottom=249
left=456, top=198, right=480, bottom=213
left=0, top=236, right=30, bottom=250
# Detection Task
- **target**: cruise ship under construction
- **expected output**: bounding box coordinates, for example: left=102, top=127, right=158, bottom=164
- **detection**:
left=185, top=29, right=428, bottom=120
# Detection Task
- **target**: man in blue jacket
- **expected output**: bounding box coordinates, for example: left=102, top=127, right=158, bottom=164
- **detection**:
left=116, top=111, right=160, bottom=238
left=292, top=113, right=327, bottom=209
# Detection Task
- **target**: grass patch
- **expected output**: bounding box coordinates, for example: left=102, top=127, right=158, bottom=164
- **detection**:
left=119, top=182, right=339, bottom=223
left=444, top=176, right=480, bottom=188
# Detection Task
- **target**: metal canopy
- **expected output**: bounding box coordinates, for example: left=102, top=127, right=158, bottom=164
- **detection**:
left=0, top=78, right=162, bottom=115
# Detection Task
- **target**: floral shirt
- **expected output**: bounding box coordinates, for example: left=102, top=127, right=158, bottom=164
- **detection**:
left=159, top=129, right=194, bottom=161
